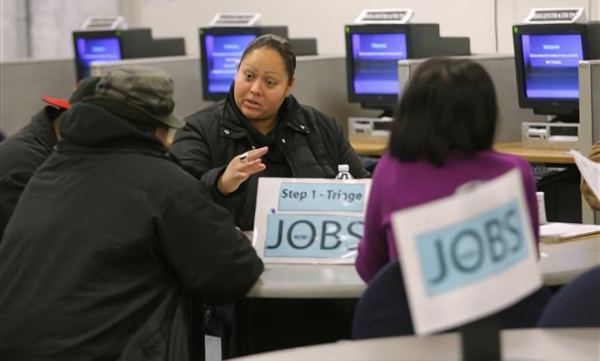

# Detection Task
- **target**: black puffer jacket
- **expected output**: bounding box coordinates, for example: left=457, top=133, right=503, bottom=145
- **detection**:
left=0, top=107, right=59, bottom=239
left=0, top=102, right=263, bottom=361
left=170, top=94, right=370, bottom=230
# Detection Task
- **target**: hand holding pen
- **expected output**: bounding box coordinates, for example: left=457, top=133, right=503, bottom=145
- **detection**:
left=217, top=146, right=269, bottom=195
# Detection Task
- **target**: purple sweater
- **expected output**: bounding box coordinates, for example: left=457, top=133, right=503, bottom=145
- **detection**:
left=356, top=150, right=539, bottom=283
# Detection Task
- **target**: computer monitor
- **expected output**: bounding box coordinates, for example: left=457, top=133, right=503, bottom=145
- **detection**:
left=199, top=27, right=260, bottom=101
left=513, top=23, right=600, bottom=119
left=345, top=26, right=410, bottom=113
left=73, top=31, right=122, bottom=81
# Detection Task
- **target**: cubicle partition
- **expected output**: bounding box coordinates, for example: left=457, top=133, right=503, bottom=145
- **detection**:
left=91, top=55, right=379, bottom=135
left=1, top=54, right=539, bottom=143
left=578, top=60, right=600, bottom=225
left=0, top=59, right=76, bottom=136
left=1, top=55, right=377, bottom=138
left=579, top=60, right=600, bottom=158
left=398, top=55, right=541, bottom=143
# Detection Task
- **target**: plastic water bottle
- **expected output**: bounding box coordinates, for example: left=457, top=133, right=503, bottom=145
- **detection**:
left=335, top=164, right=354, bottom=180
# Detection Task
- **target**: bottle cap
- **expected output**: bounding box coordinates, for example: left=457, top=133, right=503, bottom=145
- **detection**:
left=338, top=164, right=349, bottom=172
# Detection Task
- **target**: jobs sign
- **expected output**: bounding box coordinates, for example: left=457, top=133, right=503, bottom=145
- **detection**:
left=392, top=169, right=542, bottom=335
left=253, top=178, right=372, bottom=264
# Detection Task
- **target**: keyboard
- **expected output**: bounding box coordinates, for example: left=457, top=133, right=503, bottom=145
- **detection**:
left=531, top=164, right=567, bottom=182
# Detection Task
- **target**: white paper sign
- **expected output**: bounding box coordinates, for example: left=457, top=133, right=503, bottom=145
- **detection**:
left=392, top=169, right=542, bottom=335
left=569, top=149, right=600, bottom=200
left=355, top=8, right=414, bottom=24
left=209, top=13, right=261, bottom=27
left=524, top=7, right=585, bottom=24
left=253, top=177, right=372, bottom=264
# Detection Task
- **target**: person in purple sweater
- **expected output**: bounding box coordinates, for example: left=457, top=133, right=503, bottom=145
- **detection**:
left=356, top=58, right=539, bottom=283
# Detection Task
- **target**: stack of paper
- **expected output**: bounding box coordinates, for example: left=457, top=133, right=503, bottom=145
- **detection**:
left=540, top=222, right=600, bottom=243
left=570, top=149, right=600, bottom=199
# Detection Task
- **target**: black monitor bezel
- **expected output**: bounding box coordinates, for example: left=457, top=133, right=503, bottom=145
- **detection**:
left=199, top=27, right=260, bottom=102
left=344, top=24, right=413, bottom=110
left=72, top=30, right=123, bottom=82
left=513, top=23, right=589, bottom=116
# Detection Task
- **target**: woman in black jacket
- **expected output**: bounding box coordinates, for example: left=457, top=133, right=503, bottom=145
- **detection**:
left=170, top=34, right=369, bottom=231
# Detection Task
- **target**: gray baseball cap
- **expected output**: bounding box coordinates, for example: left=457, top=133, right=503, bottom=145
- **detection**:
left=83, top=66, right=185, bottom=129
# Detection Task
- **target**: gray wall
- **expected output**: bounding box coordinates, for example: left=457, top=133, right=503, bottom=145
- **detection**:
left=123, top=0, right=497, bottom=56
left=0, top=58, right=76, bottom=135
left=0, top=0, right=29, bottom=61
left=123, top=0, right=599, bottom=56
left=28, top=0, right=121, bottom=60
left=2, top=0, right=599, bottom=60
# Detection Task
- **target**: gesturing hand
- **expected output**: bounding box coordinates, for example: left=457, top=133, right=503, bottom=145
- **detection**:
left=217, top=146, right=268, bottom=195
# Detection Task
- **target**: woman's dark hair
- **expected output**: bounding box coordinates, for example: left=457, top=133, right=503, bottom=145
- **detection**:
left=390, top=58, right=498, bottom=166
left=239, top=34, right=296, bottom=82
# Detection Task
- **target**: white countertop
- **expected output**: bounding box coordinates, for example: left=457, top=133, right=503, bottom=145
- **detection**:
left=232, top=328, right=600, bottom=361
left=247, top=264, right=363, bottom=298
left=247, top=235, right=600, bottom=298
left=540, top=236, right=600, bottom=286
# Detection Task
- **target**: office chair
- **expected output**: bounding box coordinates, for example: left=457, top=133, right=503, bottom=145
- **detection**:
left=538, top=266, right=600, bottom=328
left=352, top=261, right=552, bottom=339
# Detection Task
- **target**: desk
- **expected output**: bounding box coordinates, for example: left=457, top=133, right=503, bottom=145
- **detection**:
left=350, top=140, right=575, bottom=164
left=232, top=328, right=600, bottom=361
left=235, top=264, right=362, bottom=356
left=247, top=264, right=363, bottom=298
left=494, top=142, right=575, bottom=164
left=233, top=236, right=600, bottom=357
left=246, top=235, right=600, bottom=299
left=351, top=140, right=584, bottom=223
left=540, top=235, right=600, bottom=286
left=349, top=140, right=387, bottom=157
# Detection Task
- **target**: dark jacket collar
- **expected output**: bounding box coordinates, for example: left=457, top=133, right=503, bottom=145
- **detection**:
left=219, top=83, right=309, bottom=139
left=56, top=102, right=167, bottom=157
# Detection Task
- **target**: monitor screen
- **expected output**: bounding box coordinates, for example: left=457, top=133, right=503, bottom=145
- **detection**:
left=350, top=33, right=408, bottom=95
left=203, top=34, right=257, bottom=94
left=520, top=34, right=583, bottom=99
left=75, top=37, right=122, bottom=79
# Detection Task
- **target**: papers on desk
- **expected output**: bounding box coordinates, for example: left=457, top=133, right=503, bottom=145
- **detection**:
left=570, top=150, right=600, bottom=199
left=540, top=222, right=600, bottom=243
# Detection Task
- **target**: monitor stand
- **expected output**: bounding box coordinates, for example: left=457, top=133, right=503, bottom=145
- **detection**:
left=547, top=114, right=579, bottom=123
left=360, top=103, right=394, bottom=119
left=379, top=110, right=394, bottom=119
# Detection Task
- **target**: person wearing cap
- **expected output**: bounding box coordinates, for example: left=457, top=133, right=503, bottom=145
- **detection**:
left=0, top=65, right=263, bottom=361
left=0, top=76, right=100, bottom=239
left=170, top=35, right=370, bottom=231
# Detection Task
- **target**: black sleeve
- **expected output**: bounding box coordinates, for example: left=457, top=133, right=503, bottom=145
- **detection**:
left=327, top=114, right=371, bottom=179
left=0, top=171, right=33, bottom=239
left=169, top=117, right=242, bottom=214
left=169, top=118, right=216, bottom=182
left=157, top=183, right=264, bottom=305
